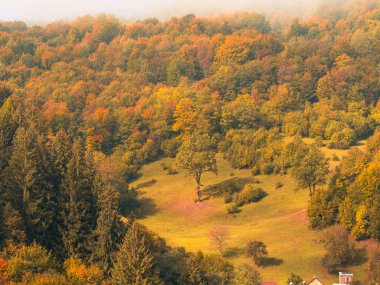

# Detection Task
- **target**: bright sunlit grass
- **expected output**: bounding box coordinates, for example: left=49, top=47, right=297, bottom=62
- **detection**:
left=131, top=143, right=369, bottom=284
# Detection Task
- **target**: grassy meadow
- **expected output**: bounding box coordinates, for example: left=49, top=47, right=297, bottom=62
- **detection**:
left=131, top=141, right=371, bottom=284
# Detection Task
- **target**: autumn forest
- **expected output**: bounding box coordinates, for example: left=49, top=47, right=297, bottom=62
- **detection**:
left=0, top=0, right=379, bottom=284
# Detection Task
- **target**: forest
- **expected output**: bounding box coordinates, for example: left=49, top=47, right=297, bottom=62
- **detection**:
left=0, top=0, right=379, bottom=284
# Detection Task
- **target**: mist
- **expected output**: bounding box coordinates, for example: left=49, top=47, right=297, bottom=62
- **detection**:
left=0, top=0, right=334, bottom=23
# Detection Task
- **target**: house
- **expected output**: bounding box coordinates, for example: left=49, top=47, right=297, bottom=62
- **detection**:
left=333, top=272, right=353, bottom=285
left=307, top=277, right=325, bottom=285
left=262, top=282, right=277, bottom=285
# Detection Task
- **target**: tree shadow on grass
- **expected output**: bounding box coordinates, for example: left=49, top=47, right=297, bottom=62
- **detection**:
left=260, top=257, right=283, bottom=267
left=201, top=177, right=255, bottom=201
left=224, top=247, right=245, bottom=258
left=136, top=197, right=159, bottom=218
left=134, top=179, right=157, bottom=190
left=350, top=247, right=368, bottom=266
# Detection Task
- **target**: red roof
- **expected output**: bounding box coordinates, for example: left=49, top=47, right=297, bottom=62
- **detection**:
left=262, top=282, right=277, bottom=285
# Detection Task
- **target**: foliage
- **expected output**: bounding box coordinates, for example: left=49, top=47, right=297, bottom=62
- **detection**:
left=226, top=203, right=240, bottom=214
left=200, top=254, right=234, bottom=285
left=2, top=242, right=59, bottom=283
left=111, top=222, right=163, bottom=285
left=233, top=263, right=261, bottom=285
left=291, top=144, right=330, bottom=196
left=64, top=258, right=103, bottom=285
left=232, top=185, right=267, bottom=207
left=367, top=250, right=380, bottom=285
left=245, top=240, right=268, bottom=266
left=0, top=3, right=378, bottom=282
left=176, top=133, right=217, bottom=202
left=322, top=226, right=355, bottom=273
left=287, top=273, right=304, bottom=285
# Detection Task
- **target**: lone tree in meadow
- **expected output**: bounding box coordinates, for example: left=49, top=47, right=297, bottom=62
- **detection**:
left=176, top=133, right=217, bottom=203
left=292, top=144, right=330, bottom=197
left=246, top=240, right=268, bottom=266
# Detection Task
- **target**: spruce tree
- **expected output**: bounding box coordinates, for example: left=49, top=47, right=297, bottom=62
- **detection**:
left=2, top=124, right=46, bottom=241
left=0, top=202, right=4, bottom=247
left=46, top=130, right=72, bottom=258
left=2, top=203, right=26, bottom=245
left=111, top=222, right=163, bottom=285
left=61, top=140, right=97, bottom=261
left=91, top=177, right=126, bottom=276
left=186, top=254, right=205, bottom=285
left=0, top=98, right=20, bottom=174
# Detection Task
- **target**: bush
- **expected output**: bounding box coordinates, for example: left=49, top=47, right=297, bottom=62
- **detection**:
left=251, top=166, right=260, bottom=176
left=160, top=163, right=178, bottom=175
left=332, top=154, right=339, bottom=161
left=166, top=167, right=178, bottom=175
left=224, top=193, right=233, bottom=203
left=233, top=185, right=267, bottom=206
left=275, top=182, right=283, bottom=189
left=203, top=177, right=254, bottom=202
left=226, top=203, right=240, bottom=214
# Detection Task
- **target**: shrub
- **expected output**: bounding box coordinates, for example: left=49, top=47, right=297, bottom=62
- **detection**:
left=166, top=167, right=178, bottom=175
left=224, top=193, right=233, bottom=203
left=161, top=162, right=169, bottom=170
left=275, top=182, right=283, bottom=189
left=64, top=258, right=103, bottom=284
left=251, top=166, right=260, bottom=176
left=332, top=154, right=339, bottom=161
left=287, top=273, right=303, bottom=285
left=4, top=242, right=59, bottom=283
left=226, top=203, right=240, bottom=214
left=203, top=177, right=253, bottom=202
left=233, top=185, right=267, bottom=206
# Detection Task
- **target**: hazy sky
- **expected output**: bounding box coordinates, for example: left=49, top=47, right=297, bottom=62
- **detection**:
left=0, top=0, right=322, bottom=22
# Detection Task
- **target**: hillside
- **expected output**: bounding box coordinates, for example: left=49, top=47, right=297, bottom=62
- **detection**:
left=132, top=145, right=371, bottom=284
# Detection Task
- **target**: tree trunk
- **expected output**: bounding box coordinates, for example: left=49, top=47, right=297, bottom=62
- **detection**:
left=308, top=184, right=312, bottom=197
left=195, top=172, right=202, bottom=203
left=312, top=184, right=316, bottom=196
left=196, top=185, right=201, bottom=203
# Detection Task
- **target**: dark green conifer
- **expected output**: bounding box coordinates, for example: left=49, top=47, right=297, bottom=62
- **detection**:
left=111, top=222, right=163, bottom=285
left=2, top=202, right=26, bottom=245
left=91, top=176, right=126, bottom=276
left=2, top=124, right=46, bottom=241
left=61, top=140, right=97, bottom=261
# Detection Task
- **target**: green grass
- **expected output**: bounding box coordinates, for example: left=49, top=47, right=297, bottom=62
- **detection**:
left=131, top=147, right=370, bottom=284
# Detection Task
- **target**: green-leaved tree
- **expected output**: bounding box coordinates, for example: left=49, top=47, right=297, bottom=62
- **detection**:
left=176, top=133, right=217, bottom=202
